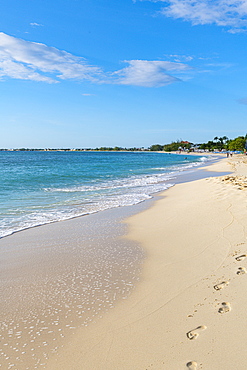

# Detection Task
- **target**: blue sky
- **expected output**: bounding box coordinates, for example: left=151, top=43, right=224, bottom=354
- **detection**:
left=0, top=0, right=247, bottom=148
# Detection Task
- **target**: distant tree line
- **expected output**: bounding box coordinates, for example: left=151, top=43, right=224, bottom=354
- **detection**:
left=149, top=135, right=247, bottom=152
left=94, top=146, right=145, bottom=151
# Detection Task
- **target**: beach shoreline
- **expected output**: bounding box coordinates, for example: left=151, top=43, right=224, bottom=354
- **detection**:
left=2, top=154, right=247, bottom=369
left=44, top=154, right=247, bottom=369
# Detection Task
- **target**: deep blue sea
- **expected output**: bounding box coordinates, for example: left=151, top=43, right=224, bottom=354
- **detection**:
left=0, top=151, right=212, bottom=238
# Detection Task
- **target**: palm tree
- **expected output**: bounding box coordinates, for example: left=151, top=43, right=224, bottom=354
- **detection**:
left=219, top=137, right=224, bottom=144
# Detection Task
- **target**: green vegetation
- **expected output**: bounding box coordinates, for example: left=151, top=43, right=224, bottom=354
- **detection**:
left=150, top=135, right=247, bottom=153
left=227, top=136, right=247, bottom=151
left=198, top=135, right=247, bottom=152
left=149, top=141, right=192, bottom=152
left=199, top=136, right=229, bottom=151
left=149, top=144, right=164, bottom=151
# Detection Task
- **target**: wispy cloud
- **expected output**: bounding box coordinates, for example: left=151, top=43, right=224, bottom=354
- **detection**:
left=167, top=54, right=194, bottom=62
left=204, top=62, right=234, bottom=69
left=0, top=32, right=102, bottom=83
left=0, top=32, right=192, bottom=87
left=111, top=60, right=191, bottom=87
left=142, top=0, right=247, bottom=32
left=30, top=23, right=44, bottom=27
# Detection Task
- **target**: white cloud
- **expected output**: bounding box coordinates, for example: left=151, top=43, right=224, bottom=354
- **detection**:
left=0, top=33, right=192, bottom=87
left=205, top=62, right=233, bottom=68
left=30, top=23, right=43, bottom=27
left=168, top=54, right=194, bottom=62
left=0, top=58, right=54, bottom=82
left=146, top=0, right=247, bottom=31
left=111, top=60, right=191, bottom=87
left=0, top=32, right=102, bottom=83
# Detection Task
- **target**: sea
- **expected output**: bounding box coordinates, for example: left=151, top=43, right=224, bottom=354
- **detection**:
left=0, top=150, right=212, bottom=239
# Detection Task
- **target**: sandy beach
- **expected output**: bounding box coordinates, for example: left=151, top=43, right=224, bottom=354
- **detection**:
left=44, top=154, right=247, bottom=370
left=2, top=154, right=247, bottom=369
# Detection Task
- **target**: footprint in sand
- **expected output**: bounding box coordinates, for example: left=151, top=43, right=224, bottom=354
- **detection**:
left=186, top=325, right=207, bottom=340
left=186, top=361, right=197, bottom=369
left=218, top=302, right=231, bottom=314
left=214, top=281, right=229, bottom=291
left=236, top=267, right=247, bottom=275
left=235, top=254, right=247, bottom=261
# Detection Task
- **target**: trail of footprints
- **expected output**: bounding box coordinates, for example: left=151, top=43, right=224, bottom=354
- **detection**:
left=186, top=251, right=246, bottom=368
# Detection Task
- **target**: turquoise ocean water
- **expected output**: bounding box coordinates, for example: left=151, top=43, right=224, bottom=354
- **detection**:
left=0, top=151, right=212, bottom=238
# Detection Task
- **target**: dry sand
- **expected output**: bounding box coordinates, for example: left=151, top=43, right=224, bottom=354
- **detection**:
left=45, top=154, right=247, bottom=370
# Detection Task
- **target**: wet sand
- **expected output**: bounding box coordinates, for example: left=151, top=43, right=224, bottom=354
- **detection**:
left=0, top=207, right=145, bottom=369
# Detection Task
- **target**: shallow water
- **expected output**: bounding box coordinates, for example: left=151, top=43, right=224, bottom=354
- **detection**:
left=0, top=151, right=211, bottom=238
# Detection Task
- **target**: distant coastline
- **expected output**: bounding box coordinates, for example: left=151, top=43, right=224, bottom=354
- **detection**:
left=1, top=134, right=246, bottom=153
